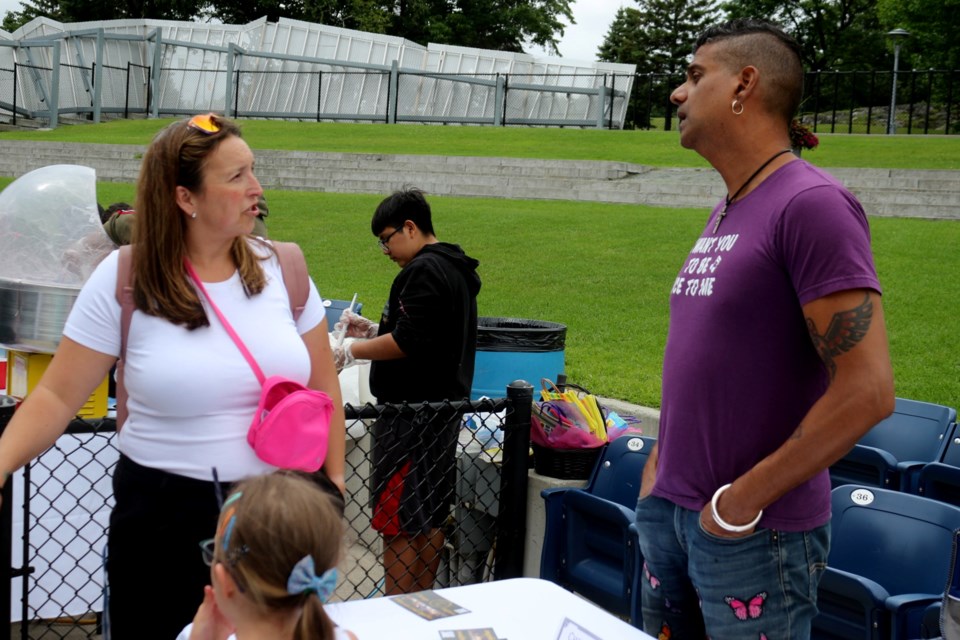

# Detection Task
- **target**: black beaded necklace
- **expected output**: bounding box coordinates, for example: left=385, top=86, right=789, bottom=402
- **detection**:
left=713, top=148, right=793, bottom=234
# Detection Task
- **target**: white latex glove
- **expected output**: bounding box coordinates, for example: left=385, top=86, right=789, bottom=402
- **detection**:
left=333, top=342, right=357, bottom=373
left=335, top=309, right=379, bottom=340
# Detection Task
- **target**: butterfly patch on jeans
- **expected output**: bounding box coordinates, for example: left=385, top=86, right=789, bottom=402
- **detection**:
left=724, top=591, right=767, bottom=620
left=643, top=561, right=661, bottom=589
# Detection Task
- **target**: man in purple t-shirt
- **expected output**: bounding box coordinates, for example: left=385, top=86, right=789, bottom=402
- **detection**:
left=634, top=19, right=894, bottom=639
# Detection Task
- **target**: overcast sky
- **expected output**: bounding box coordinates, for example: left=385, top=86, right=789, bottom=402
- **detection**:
left=554, top=0, right=625, bottom=62
left=0, top=0, right=625, bottom=63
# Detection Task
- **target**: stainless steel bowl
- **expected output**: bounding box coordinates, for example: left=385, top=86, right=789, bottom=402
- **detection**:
left=0, top=277, right=81, bottom=354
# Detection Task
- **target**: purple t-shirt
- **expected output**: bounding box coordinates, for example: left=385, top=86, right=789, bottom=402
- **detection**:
left=652, top=160, right=882, bottom=531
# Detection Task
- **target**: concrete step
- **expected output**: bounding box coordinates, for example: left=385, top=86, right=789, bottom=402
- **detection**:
left=0, top=141, right=956, bottom=219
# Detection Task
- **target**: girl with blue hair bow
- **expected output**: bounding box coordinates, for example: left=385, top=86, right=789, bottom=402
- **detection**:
left=178, top=471, right=357, bottom=640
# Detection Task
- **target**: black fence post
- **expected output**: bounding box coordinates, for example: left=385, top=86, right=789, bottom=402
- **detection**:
left=0, top=396, right=17, bottom=632
left=493, top=380, right=533, bottom=580
left=12, top=63, right=17, bottom=127
left=146, top=65, right=152, bottom=117
left=908, top=70, right=918, bottom=134
left=945, top=71, right=955, bottom=134
left=234, top=68, right=241, bottom=119
left=124, top=62, right=131, bottom=119
left=501, top=75, right=508, bottom=126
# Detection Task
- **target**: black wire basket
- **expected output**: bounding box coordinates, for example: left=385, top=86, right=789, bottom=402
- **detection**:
left=532, top=443, right=603, bottom=480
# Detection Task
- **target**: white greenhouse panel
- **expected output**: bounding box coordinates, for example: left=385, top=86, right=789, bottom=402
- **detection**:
left=2, top=16, right=635, bottom=127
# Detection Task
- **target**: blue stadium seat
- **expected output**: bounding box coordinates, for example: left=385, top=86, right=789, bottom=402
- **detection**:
left=916, top=424, right=960, bottom=507
left=923, top=529, right=960, bottom=638
left=812, top=485, right=960, bottom=639
left=830, top=398, right=957, bottom=492
left=540, top=435, right=655, bottom=628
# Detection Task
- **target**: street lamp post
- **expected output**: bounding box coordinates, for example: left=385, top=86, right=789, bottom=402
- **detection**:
left=887, top=28, right=910, bottom=135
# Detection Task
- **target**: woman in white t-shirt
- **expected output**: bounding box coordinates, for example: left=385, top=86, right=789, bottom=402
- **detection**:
left=0, top=113, right=346, bottom=639
left=179, top=472, right=356, bottom=640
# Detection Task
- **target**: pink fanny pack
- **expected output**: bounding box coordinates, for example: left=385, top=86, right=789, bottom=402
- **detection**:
left=186, top=258, right=332, bottom=473
left=248, top=376, right=333, bottom=471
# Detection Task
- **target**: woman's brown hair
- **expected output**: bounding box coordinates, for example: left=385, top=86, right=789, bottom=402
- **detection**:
left=132, top=113, right=268, bottom=329
left=215, top=471, right=344, bottom=640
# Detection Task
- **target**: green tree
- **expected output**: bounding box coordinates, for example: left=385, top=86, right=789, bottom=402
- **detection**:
left=206, top=0, right=305, bottom=23
left=209, top=0, right=573, bottom=52
left=302, top=0, right=391, bottom=33
left=876, top=0, right=960, bottom=70
left=3, top=0, right=204, bottom=29
left=599, top=0, right=716, bottom=75
left=598, top=0, right=715, bottom=128
left=597, top=7, right=646, bottom=68
left=721, top=0, right=888, bottom=70
left=3, top=0, right=61, bottom=31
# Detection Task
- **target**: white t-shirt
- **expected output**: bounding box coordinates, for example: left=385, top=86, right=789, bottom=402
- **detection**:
left=63, top=243, right=326, bottom=481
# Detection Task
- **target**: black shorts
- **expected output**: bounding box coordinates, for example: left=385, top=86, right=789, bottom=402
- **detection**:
left=107, top=455, right=226, bottom=640
left=370, top=408, right=460, bottom=537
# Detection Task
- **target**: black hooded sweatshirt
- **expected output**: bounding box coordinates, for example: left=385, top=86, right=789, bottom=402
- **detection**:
left=370, top=242, right=481, bottom=403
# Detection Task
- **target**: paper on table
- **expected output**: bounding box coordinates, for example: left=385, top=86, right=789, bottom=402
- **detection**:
left=439, top=629, right=503, bottom=639
left=391, top=591, right=470, bottom=621
left=555, top=618, right=603, bottom=640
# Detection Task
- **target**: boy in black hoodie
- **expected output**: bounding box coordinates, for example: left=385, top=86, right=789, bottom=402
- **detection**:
left=335, top=188, right=481, bottom=595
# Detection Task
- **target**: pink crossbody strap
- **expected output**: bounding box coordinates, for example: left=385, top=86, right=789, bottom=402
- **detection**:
left=184, top=259, right=267, bottom=387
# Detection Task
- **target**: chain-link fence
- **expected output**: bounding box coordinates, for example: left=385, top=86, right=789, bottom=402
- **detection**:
left=3, top=64, right=51, bottom=126
left=96, top=63, right=151, bottom=119
left=234, top=69, right=391, bottom=122
left=0, top=61, right=150, bottom=126
left=157, top=67, right=227, bottom=117
left=12, top=53, right=957, bottom=134
left=396, top=72, right=497, bottom=125
left=0, top=386, right=532, bottom=639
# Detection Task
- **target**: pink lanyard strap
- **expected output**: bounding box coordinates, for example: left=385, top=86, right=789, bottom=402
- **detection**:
left=184, top=258, right=266, bottom=386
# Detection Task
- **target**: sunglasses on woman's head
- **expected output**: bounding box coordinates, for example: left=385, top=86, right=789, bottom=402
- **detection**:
left=187, top=113, right=221, bottom=134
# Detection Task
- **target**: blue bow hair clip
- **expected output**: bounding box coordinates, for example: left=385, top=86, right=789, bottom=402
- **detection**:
left=287, top=555, right=338, bottom=602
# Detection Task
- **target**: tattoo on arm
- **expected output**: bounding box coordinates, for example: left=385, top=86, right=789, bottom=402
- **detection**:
left=806, top=293, right=873, bottom=380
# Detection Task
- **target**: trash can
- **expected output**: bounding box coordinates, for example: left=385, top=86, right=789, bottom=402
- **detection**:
left=471, top=317, right=566, bottom=400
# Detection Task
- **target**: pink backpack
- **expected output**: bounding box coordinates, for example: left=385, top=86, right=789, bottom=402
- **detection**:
left=114, top=242, right=309, bottom=431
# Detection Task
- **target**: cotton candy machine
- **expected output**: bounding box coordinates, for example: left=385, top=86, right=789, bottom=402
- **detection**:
left=0, top=165, right=114, bottom=354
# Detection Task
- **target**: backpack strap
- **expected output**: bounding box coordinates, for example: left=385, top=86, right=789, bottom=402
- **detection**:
left=115, top=245, right=135, bottom=431
left=274, top=241, right=309, bottom=322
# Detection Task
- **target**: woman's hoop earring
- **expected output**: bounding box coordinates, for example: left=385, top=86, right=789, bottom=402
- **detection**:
left=731, top=99, right=744, bottom=115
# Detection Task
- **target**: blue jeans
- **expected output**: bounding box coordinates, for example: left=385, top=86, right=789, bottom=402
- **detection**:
left=635, top=494, right=829, bottom=640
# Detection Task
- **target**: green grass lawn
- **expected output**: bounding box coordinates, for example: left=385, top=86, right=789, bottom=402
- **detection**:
left=4, top=118, right=960, bottom=169
left=2, top=120, right=958, bottom=409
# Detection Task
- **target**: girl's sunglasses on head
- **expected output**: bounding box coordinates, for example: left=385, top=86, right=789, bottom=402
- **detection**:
left=188, top=113, right=220, bottom=134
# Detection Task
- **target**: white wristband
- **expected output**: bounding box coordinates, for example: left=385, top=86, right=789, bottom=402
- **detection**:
left=710, top=483, right=763, bottom=533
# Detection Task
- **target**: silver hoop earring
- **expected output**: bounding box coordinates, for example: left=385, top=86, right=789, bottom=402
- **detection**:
left=731, top=99, right=744, bottom=115
left=191, top=211, right=197, bottom=219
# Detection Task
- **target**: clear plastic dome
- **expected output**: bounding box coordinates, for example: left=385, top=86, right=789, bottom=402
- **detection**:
left=0, top=165, right=114, bottom=353
left=0, top=164, right=112, bottom=286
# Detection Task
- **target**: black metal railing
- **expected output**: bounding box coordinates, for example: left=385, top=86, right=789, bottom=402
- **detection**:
left=626, top=68, right=960, bottom=134
left=6, top=61, right=958, bottom=134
